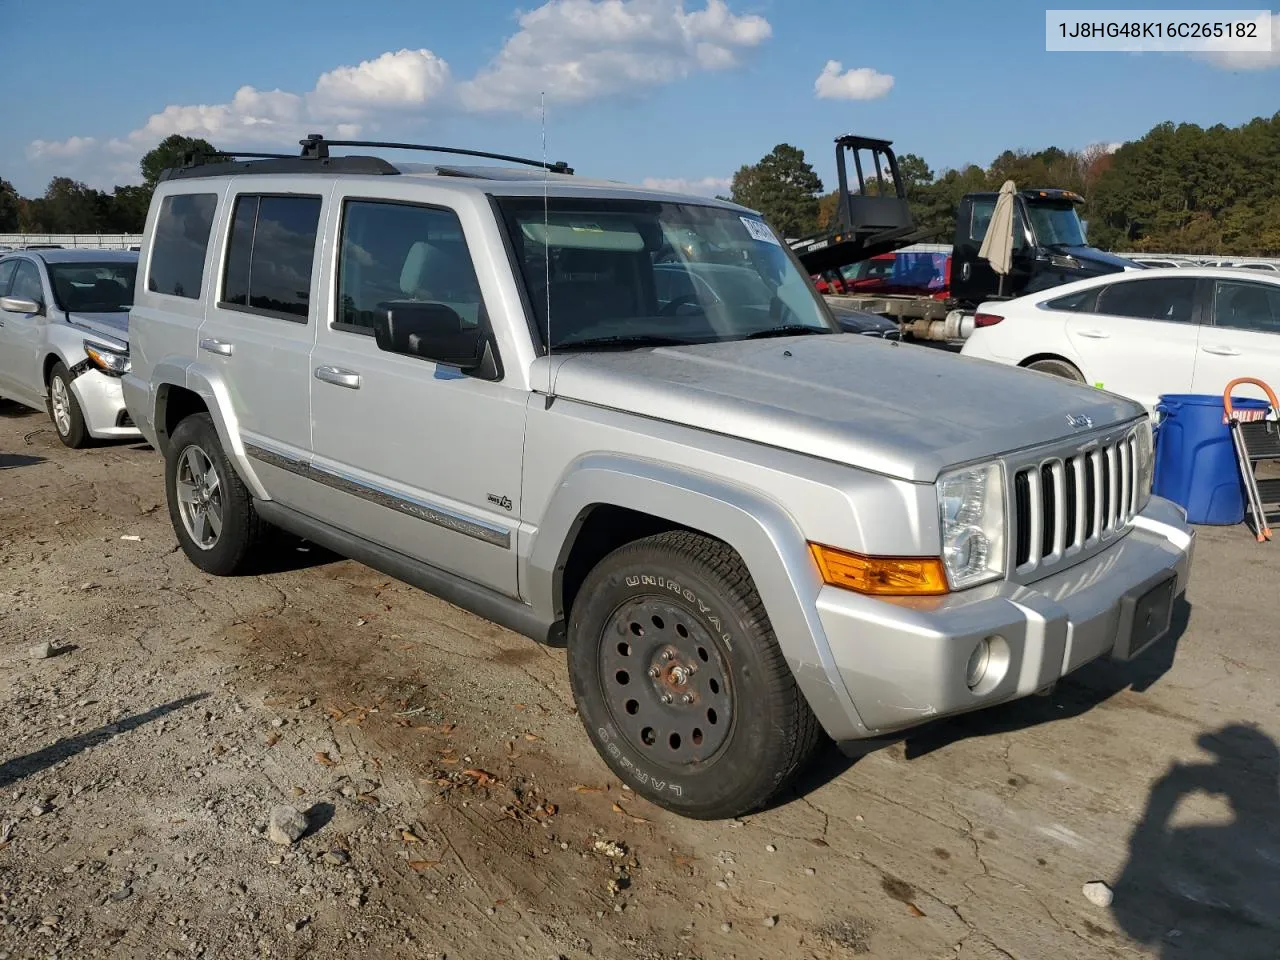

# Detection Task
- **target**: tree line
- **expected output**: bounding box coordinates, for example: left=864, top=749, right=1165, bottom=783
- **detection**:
left=0, top=135, right=218, bottom=235
left=729, top=112, right=1280, bottom=256
left=5, top=115, right=1278, bottom=255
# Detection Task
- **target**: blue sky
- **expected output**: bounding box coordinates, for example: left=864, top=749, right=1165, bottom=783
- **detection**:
left=2, top=0, right=1276, bottom=199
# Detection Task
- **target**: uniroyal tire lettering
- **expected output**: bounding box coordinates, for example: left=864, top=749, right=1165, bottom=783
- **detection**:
left=623, top=571, right=734, bottom=650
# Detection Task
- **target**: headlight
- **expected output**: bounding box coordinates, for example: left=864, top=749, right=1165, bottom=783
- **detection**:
left=83, top=340, right=130, bottom=377
left=1134, top=419, right=1154, bottom=511
left=937, top=462, right=1006, bottom=590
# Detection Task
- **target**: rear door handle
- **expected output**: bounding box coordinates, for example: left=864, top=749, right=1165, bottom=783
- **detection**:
left=1078, top=330, right=1109, bottom=339
left=315, top=365, right=361, bottom=389
left=1202, top=345, right=1241, bottom=356
left=199, top=337, right=234, bottom=357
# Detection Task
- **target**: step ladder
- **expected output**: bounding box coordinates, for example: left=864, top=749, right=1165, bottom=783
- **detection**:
left=1224, top=377, right=1280, bottom=542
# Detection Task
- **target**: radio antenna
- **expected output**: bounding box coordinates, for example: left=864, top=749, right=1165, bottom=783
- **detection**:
left=541, top=91, right=554, bottom=409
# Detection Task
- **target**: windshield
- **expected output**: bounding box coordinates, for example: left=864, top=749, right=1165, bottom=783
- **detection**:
left=1024, top=202, right=1086, bottom=247
left=48, top=262, right=137, bottom=313
left=496, top=197, right=834, bottom=349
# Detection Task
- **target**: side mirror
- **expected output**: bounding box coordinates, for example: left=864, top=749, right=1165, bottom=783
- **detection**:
left=372, top=302, right=486, bottom=372
left=0, top=295, right=42, bottom=315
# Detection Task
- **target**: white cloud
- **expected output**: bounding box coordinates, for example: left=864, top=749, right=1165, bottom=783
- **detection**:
left=1196, top=13, right=1280, bottom=69
left=642, top=175, right=731, bottom=196
left=309, top=49, right=452, bottom=118
left=813, top=60, right=893, bottom=100
left=27, top=136, right=98, bottom=159
left=459, top=0, right=771, bottom=112
left=27, top=0, right=771, bottom=173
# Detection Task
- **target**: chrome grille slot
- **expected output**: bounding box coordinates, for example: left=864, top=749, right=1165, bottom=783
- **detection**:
left=1013, top=429, right=1139, bottom=576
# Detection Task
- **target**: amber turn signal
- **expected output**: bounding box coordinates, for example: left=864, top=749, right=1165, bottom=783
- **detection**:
left=809, top=543, right=950, bottom=596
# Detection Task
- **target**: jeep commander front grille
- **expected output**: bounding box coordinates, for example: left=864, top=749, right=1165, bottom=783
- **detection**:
left=1013, top=433, right=1139, bottom=573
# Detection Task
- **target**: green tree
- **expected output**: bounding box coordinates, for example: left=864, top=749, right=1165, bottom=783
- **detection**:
left=0, top=178, right=20, bottom=231
left=730, top=144, right=824, bottom=238
left=37, top=177, right=108, bottom=233
left=104, top=185, right=152, bottom=232
left=140, top=134, right=220, bottom=188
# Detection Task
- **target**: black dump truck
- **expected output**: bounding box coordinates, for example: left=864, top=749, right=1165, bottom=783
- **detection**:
left=790, top=135, right=1140, bottom=341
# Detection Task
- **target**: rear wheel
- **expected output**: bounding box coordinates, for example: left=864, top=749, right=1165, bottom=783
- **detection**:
left=1026, top=358, right=1086, bottom=383
left=48, top=363, right=90, bottom=448
left=165, top=413, right=265, bottom=575
left=567, top=531, right=821, bottom=820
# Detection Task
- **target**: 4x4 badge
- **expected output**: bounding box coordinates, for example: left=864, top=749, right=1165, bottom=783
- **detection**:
left=1066, top=413, right=1093, bottom=430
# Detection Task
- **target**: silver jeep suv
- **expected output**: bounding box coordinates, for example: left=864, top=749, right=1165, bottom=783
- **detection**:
left=123, top=137, right=1194, bottom=820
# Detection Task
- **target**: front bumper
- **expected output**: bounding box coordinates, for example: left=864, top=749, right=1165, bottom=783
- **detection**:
left=71, top=369, right=141, bottom=440
left=817, top=496, right=1194, bottom=735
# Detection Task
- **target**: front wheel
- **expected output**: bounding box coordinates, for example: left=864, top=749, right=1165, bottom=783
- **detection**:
left=48, top=363, right=90, bottom=448
left=1026, top=358, right=1086, bottom=383
left=567, top=531, right=821, bottom=820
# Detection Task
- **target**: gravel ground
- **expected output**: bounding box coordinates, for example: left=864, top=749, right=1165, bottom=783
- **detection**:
left=2, top=399, right=1278, bottom=960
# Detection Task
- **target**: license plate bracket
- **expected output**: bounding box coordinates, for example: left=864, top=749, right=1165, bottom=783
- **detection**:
left=1113, top=575, right=1176, bottom=661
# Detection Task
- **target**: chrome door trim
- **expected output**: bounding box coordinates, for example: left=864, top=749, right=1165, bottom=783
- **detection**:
left=245, top=441, right=511, bottom=549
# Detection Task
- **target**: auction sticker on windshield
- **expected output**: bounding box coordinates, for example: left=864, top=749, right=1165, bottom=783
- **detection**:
left=740, top=217, right=781, bottom=246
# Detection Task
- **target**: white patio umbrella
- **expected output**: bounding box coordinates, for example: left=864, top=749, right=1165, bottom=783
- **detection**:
left=979, top=179, right=1017, bottom=296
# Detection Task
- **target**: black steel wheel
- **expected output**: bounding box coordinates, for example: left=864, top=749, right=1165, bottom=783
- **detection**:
left=567, top=530, right=821, bottom=819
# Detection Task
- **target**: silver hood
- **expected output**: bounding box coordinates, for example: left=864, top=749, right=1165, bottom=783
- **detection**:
left=544, top=335, right=1145, bottom=482
left=67, top=311, right=129, bottom=348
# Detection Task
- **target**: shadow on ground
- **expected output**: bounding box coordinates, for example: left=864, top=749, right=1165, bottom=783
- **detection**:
left=1112, top=723, right=1280, bottom=959
left=0, top=692, right=210, bottom=790
left=770, top=598, right=1193, bottom=808
left=0, top=453, right=46, bottom=469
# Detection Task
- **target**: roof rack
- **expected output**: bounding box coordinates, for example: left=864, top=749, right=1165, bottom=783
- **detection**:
left=157, top=133, right=574, bottom=182
left=298, top=134, right=573, bottom=175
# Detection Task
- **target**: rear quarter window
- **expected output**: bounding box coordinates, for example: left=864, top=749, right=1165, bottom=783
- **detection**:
left=1044, top=288, right=1100, bottom=313
left=147, top=193, right=218, bottom=299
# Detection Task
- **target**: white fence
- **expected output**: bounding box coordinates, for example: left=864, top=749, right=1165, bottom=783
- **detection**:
left=0, top=234, right=143, bottom=250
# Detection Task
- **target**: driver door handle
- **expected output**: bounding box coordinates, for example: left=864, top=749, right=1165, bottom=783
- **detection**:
left=315, top=365, right=361, bottom=389
left=1202, top=345, right=1241, bottom=356
left=199, top=337, right=234, bottom=356
left=1077, top=329, right=1109, bottom=339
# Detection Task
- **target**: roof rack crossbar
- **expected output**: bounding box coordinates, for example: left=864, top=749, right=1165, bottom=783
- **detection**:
left=181, top=149, right=298, bottom=168
left=298, top=134, right=573, bottom=175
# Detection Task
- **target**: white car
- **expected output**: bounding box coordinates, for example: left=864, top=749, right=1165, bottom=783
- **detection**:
left=0, top=249, right=141, bottom=447
left=960, top=267, right=1280, bottom=413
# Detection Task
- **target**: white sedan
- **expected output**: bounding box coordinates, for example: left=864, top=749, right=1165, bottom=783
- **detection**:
left=960, top=267, right=1280, bottom=413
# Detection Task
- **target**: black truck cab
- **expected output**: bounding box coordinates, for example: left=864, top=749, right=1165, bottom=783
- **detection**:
left=949, top=188, right=1136, bottom=306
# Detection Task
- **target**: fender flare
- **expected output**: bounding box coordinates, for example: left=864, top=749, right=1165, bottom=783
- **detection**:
left=152, top=359, right=271, bottom=501
left=526, top=453, right=869, bottom=740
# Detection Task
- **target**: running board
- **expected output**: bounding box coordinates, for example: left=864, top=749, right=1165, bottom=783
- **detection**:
left=253, top=499, right=560, bottom=645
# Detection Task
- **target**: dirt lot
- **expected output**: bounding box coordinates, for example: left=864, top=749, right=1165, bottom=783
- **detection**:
left=2, top=400, right=1278, bottom=960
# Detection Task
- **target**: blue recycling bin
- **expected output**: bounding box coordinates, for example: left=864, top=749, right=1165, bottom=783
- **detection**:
left=1152, top=393, right=1271, bottom=524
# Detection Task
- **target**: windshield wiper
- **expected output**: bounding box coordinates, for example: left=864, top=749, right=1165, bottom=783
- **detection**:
left=743, top=325, right=832, bottom=340
left=555, top=334, right=697, bottom=351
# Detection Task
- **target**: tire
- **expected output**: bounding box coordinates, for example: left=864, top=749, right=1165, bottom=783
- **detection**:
left=1026, top=358, right=1086, bottom=383
left=165, top=413, right=265, bottom=575
left=48, top=362, right=90, bottom=449
left=567, top=531, right=821, bottom=820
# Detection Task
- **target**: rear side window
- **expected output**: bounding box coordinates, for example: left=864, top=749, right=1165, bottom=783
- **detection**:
left=1095, top=277, right=1197, bottom=323
left=147, top=193, right=217, bottom=299
left=1213, top=279, right=1280, bottom=333
left=335, top=199, right=484, bottom=333
left=1044, top=287, right=1100, bottom=313
left=221, top=194, right=322, bottom=321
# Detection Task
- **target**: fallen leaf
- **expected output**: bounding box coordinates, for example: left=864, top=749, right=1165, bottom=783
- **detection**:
left=907, top=903, right=926, bottom=918
left=439, top=723, right=457, bottom=735
left=505, top=741, right=515, bottom=755
left=264, top=733, right=281, bottom=747
left=464, top=768, right=496, bottom=786
left=673, top=854, right=696, bottom=868
left=401, top=830, right=423, bottom=843
left=314, top=751, right=337, bottom=767
left=611, top=803, right=625, bottom=814
left=523, top=733, right=542, bottom=741
left=514, top=703, right=526, bottom=711
left=0, top=841, right=9, bottom=852
left=810, top=838, right=830, bottom=848
left=357, top=793, right=379, bottom=805
left=573, top=785, right=606, bottom=794
left=438, top=756, right=458, bottom=765
left=612, top=802, right=651, bottom=824
left=407, top=859, right=442, bottom=872
left=325, top=707, right=346, bottom=721
left=543, top=803, right=558, bottom=816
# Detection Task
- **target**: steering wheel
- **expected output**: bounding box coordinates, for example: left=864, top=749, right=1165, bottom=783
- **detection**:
left=659, top=294, right=703, bottom=317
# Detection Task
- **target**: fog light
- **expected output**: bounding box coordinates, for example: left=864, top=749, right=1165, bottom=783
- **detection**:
left=965, top=639, right=991, bottom=690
